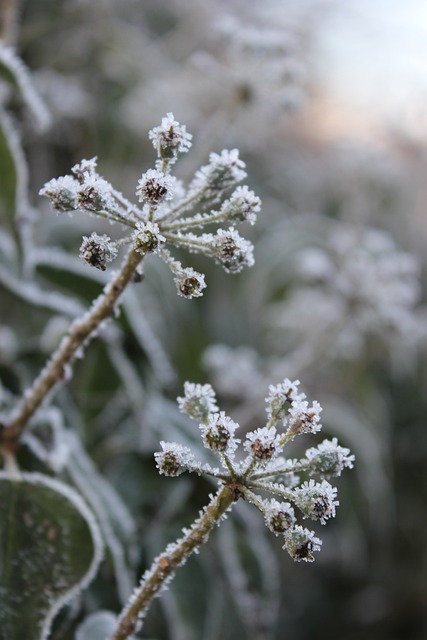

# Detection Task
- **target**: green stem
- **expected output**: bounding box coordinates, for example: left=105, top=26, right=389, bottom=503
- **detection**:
left=110, top=483, right=237, bottom=640
left=1, top=247, right=145, bottom=450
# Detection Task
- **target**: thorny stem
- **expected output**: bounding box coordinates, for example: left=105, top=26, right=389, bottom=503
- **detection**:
left=110, top=483, right=238, bottom=640
left=0, top=246, right=145, bottom=451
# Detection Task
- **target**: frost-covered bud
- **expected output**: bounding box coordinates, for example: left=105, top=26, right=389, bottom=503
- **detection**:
left=212, top=227, right=254, bottom=273
left=189, top=149, right=247, bottom=207
left=174, top=268, right=206, bottom=299
left=177, top=382, right=218, bottom=423
left=71, top=157, right=98, bottom=183
left=148, top=112, right=192, bottom=162
left=283, top=525, right=322, bottom=562
left=220, top=186, right=261, bottom=225
left=133, top=221, right=165, bottom=254
left=76, top=175, right=113, bottom=212
left=304, top=438, right=355, bottom=478
left=79, top=233, right=118, bottom=271
left=264, top=499, right=295, bottom=535
left=39, top=175, right=79, bottom=212
left=293, top=479, right=338, bottom=524
left=154, top=442, right=195, bottom=477
left=199, top=411, right=239, bottom=455
left=136, top=169, right=175, bottom=205
left=244, top=426, right=283, bottom=464
left=266, top=379, right=306, bottom=426
left=287, top=399, right=322, bottom=438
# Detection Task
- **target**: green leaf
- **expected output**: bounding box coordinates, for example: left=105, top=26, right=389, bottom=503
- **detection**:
left=0, top=471, right=103, bottom=640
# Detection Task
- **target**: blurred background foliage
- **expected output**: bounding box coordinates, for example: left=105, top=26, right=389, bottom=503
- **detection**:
left=1, top=1, right=427, bottom=638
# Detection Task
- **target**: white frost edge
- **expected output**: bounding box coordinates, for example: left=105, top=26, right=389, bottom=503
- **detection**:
left=0, top=471, right=104, bottom=640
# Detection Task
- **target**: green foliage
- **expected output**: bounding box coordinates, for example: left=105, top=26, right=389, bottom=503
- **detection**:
left=0, top=472, right=103, bottom=640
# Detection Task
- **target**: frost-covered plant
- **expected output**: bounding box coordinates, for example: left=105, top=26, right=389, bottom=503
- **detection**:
left=1, top=112, right=259, bottom=449
left=110, top=379, right=353, bottom=638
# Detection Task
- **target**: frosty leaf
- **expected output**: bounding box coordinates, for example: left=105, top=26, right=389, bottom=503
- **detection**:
left=0, top=472, right=103, bottom=640
left=0, top=110, right=21, bottom=232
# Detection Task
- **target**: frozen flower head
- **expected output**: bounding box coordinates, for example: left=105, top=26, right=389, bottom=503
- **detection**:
left=212, top=228, right=254, bottom=273
left=79, top=233, right=117, bottom=271
left=264, top=499, right=295, bottom=535
left=177, top=382, right=218, bottom=423
left=293, top=480, right=338, bottom=524
left=39, top=175, right=79, bottom=212
left=136, top=169, right=176, bottom=205
left=266, top=378, right=305, bottom=426
left=155, top=378, right=353, bottom=565
left=200, top=412, right=239, bottom=455
left=148, top=112, right=192, bottom=163
left=155, top=442, right=196, bottom=477
left=220, top=186, right=261, bottom=225
left=174, top=268, right=206, bottom=299
left=133, top=221, right=165, bottom=255
left=244, top=426, right=283, bottom=464
left=304, top=438, right=355, bottom=478
left=283, top=526, right=322, bottom=562
left=287, top=400, right=322, bottom=439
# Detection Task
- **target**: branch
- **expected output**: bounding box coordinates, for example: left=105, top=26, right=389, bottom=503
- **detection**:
left=1, top=246, right=145, bottom=450
left=110, top=483, right=237, bottom=640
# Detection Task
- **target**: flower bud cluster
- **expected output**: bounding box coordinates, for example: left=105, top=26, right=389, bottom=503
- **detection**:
left=155, top=377, right=354, bottom=563
left=79, top=233, right=118, bottom=271
left=39, top=113, right=260, bottom=298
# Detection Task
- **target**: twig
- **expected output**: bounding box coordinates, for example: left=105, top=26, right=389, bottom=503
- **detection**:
left=1, top=246, right=145, bottom=450
left=110, top=483, right=238, bottom=640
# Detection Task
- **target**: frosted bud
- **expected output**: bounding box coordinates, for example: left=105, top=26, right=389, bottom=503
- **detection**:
left=199, top=412, right=239, bottom=455
left=133, top=221, right=165, bottom=254
left=212, top=227, right=254, bottom=273
left=263, top=499, right=295, bottom=535
left=177, top=382, right=218, bottom=423
left=79, top=233, right=118, bottom=271
left=287, top=399, right=322, bottom=438
left=244, top=426, right=283, bottom=464
left=76, top=175, right=113, bottom=212
left=39, top=175, right=79, bottom=212
left=148, top=112, right=192, bottom=162
left=293, top=479, right=338, bottom=524
left=266, top=379, right=306, bottom=426
left=136, top=169, right=176, bottom=205
left=304, top=438, right=355, bottom=478
left=71, top=157, right=98, bottom=183
left=174, top=268, right=206, bottom=299
left=220, top=186, right=261, bottom=225
left=283, top=525, right=322, bottom=562
left=155, top=442, right=195, bottom=477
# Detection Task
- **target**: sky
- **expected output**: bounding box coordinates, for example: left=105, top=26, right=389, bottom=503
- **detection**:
left=314, top=0, right=427, bottom=138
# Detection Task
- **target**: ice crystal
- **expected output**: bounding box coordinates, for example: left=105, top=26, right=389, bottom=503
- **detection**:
left=174, top=267, right=206, bottom=299
left=244, top=426, right=283, bottom=464
left=283, top=525, right=322, bottom=562
left=189, top=149, right=247, bottom=207
left=39, top=175, right=79, bottom=212
left=155, top=442, right=197, bottom=477
left=263, top=499, right=295, bottom=535
left=219, top=186, right=261, bottom=225
left=200, top=412, right=240, bottom=456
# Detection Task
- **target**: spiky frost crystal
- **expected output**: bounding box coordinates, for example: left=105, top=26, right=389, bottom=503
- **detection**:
left=40, top=113, right=260, bottom=298
left=79, top=233, right=118, bottom=271
left=156, top=378, right=354, bottom=563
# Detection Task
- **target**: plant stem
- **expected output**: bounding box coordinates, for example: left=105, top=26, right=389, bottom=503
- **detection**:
left=0, top=246, right=145, bottom=450
left=110, top=483, right=237, bottom=640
